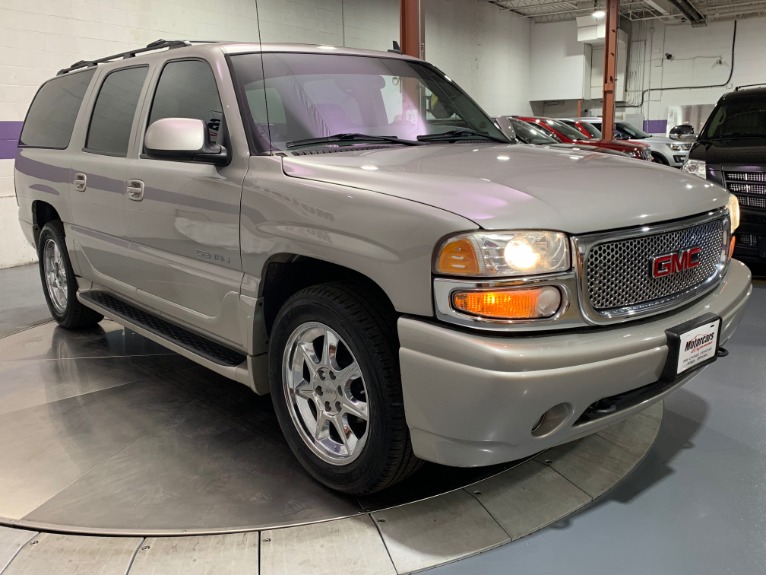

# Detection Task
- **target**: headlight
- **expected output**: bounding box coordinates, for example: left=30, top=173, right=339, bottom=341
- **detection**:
left=727, top=193, right=740, bottom=233
left=435, top=231, right=570, bottom=277
left=683, top=159, right=706, bottom=178
left=669, top=143, right=691, bottom=151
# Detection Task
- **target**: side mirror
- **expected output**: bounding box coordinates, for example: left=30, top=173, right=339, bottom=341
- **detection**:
left=493, top=116, right=517, bottom=142
left=145, top=118, right=229, bottom=166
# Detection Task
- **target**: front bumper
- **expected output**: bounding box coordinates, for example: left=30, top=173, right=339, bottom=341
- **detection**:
left=398, top=260, right=751, bottom=467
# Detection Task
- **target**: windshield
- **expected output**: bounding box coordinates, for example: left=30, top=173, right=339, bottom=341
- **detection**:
left=702, top=99, right=766, bottom=139
left=510, top=118, right=557, bottom=144
left=578, top=121, right=601, bottom=138
left=231, top=53, right=508, bottom=151
left=545, top=119, right=587, bottom=141
left=616, top=122, right=650, bottom=139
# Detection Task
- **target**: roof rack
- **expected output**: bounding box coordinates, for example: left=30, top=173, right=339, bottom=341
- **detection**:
left=57, top=39, right=202, bottom=76
left=734, top=83, right=766, bottom=91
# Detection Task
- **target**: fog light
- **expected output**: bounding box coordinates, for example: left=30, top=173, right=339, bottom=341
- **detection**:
left=531, top=403, right=571, bottom=437
left=451, top=286, right=561, bottom=320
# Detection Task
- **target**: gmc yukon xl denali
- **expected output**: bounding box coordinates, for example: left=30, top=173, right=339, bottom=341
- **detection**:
left=15, top=40, right=752, bottom=494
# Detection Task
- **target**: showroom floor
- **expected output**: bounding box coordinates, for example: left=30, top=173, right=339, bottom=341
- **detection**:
left=0, top=263, right=763, bottom=574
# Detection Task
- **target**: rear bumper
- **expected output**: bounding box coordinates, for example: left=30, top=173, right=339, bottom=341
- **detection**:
left=398, top=260, right=751, bottom=467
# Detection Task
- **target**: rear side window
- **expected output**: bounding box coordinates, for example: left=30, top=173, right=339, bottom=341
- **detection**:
left=86, top=66, right=148, bottom=156
left=148, top=60, right=223, bottom=145
left=20, top=69, right=95, bottom=149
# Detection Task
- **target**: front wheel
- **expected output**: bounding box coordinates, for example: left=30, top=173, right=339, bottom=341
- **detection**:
left=269, top=283, right=421, bottom=494
left=38, top=221, right=103, bottom=329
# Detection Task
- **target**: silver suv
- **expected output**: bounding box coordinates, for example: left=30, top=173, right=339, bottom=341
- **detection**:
left=573, top=117, right=692, bottom=167
left=14, top=40, right=751, bottom=495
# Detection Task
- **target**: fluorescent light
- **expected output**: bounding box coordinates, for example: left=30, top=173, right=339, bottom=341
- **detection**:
left=592, top=9, right=606, bottom=18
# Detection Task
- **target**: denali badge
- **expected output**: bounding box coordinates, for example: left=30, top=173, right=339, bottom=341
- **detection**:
left=651, top=247, right=701, bottom=278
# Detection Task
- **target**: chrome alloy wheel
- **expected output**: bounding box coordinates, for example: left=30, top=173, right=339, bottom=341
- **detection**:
left=282, top=322, right=369, bottom=465
left=42, top=238, right=68, bottom=315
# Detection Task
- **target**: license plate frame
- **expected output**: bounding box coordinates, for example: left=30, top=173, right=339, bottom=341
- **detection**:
left=661, top=313, right=722, bottom=382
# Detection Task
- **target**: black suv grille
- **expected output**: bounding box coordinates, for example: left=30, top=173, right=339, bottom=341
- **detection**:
left=724, top=171, right=766, bottom=209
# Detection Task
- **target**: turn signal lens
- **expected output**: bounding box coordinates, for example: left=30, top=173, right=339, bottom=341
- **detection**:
left=452, top=286, right=561, bottom=320
left=437, top=238, right=480, bottom=275
left=729, top=236, right=736, bottom=261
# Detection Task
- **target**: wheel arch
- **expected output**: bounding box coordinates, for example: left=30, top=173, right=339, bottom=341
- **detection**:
left=258, top=254, right=399, bottom=338
left=32, top=200, right=62, bottom=248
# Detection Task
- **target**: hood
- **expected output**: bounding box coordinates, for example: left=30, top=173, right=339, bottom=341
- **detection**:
left=689, top=137, right=766, bottom=166
left=639, top=135, right=676, bottom=145
left=282, top=144, right=728, bottom=234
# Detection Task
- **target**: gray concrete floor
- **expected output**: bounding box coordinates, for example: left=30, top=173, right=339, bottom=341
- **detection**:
left=1, top=263, right=763, bottom=574
left=432, top=278, right=766, bottom=575
left=0, top=264, right=49, bottom=337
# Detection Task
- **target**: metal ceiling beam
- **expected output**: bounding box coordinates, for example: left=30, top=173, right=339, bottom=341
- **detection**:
left=667, top=0, right=707, bottom=25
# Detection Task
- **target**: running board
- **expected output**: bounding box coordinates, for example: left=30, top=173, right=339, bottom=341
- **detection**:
left=79, top=291, right=253, bottom=388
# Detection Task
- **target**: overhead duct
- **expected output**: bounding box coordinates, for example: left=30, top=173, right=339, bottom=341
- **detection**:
left=667, top=0, right=707, bottom=26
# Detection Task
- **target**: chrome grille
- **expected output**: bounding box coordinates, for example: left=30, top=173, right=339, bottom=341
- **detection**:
left=584, top=217, right=725, bottom=312
left=725, top=171, right=766, bottom=210
left=739, top=195, right=766, bottom=209
left=739, top=233, right=758, bottom=248
left=726, top=171, right=766, bottom=183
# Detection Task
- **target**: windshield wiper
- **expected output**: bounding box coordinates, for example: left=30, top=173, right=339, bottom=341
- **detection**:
left=286, top=133, right=421, bottom=149
left=416, top=129, right=509, bottom=143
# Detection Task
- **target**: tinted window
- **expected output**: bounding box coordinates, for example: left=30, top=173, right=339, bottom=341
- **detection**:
left=545, top=119, right=587, bottom=141
left=20, top=70, right=95, bottom=149
left=148, top=60, right=223, bottom=144
left=86, top=66, right=148, bottom=156
left=703, top=99, right=766, bottom=139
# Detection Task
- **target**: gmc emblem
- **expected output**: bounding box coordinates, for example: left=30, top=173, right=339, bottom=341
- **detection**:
left=651, top=247, right=701, bottom=278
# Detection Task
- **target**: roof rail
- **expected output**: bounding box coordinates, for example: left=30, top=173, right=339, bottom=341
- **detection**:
left=734, top=83, right=766, bottom=91
left=56, top=39, right=200, bottom=76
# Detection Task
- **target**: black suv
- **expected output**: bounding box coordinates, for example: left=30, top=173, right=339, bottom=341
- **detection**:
left=684, top=85, right=766, bottom=262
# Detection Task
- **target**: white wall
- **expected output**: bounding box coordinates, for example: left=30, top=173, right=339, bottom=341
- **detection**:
left=529, top=20, right=588, bottom=102
left=0, top=0, right=532, bottom=269
left=426, top=0, right=531, bottom=117
left=623, top=17, right=766, bottom=127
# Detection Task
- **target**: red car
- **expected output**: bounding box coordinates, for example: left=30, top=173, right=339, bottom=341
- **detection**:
left=515, top=116, right=652, bottom=161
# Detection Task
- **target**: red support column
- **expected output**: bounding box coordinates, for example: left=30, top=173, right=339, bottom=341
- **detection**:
left=601, top=0, right=619, bottom=142
left=400, top=0, right=424, bottom=59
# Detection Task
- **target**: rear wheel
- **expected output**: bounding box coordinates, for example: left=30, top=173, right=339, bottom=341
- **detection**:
left=269, top=282, right=421, bottom=494
left=38, top=221, right=103, bottom=329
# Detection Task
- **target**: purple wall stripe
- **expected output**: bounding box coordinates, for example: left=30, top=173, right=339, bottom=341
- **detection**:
left=643, top=119, right=668, bottom=135
left=0, top=121, right=23, bottom=140
left=0, top=140, right=19, bottom=161
left=0, top=121, right=24, bottom=161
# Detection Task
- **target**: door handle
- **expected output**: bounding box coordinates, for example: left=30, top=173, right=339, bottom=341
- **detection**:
left=73, top=173, right=87, bottom=192
left=127, top=179, right=145, bottom=201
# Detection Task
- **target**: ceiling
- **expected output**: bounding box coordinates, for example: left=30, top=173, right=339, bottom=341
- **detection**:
left=485, top=0, right=766, bottom=24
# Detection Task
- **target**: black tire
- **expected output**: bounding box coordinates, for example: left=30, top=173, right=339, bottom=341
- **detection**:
left=38, top=221, right=103, bottom=329
left=651, top=152, right=670, bottom=165
left=268, top=282, right=421, bottom=495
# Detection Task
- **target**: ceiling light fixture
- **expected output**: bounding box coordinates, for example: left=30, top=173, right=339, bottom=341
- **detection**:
left=592, top=0, right=605, bottom=19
